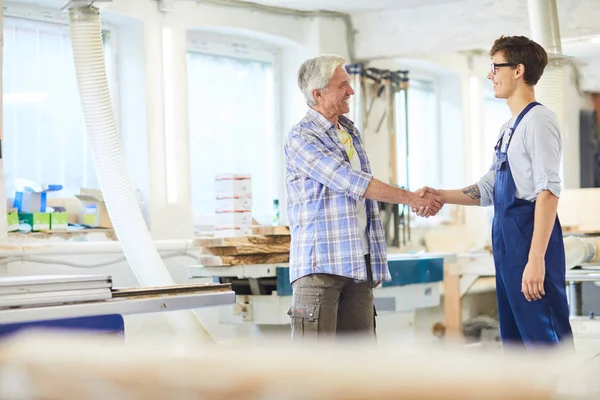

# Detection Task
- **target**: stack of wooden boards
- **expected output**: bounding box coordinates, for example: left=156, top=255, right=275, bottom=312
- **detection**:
left=194, top=226, right=290, bottom=267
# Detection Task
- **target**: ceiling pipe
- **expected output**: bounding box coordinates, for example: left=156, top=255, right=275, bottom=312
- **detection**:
left=527, top=0, right=563, bottom=56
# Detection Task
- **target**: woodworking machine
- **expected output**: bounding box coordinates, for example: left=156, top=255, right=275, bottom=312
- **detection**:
left=0, top=275, right=234, bottom=336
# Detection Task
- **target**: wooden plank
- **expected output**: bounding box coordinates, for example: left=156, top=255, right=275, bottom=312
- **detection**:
left=0, top=331, right=573, bottom=400
left=192, top=234, right=290, bottom=248
left=198, top=253, right=289, bottom=267
left=201, top=243, right=290, bottom=256
left=251, top=225, right=290, bottom=236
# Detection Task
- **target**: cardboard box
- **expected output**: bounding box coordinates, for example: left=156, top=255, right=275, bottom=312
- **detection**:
left=13, top=184, right=62, bottom=213
left=215, top=194, right=253, bottom=211
left=47, top=198, right=83, bottom=225
left=18, top=212, right=50, bottom=232
left=215, top=174, right=252, bottom=195
left=75, top=189, right=113, bottom=228
left=50, top=207, right=69, bottom=230
left=215, top=210, right=252, bottom=226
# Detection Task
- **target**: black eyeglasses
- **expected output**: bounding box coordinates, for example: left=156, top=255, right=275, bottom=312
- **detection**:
left=491, top=63, right=516, bottom=75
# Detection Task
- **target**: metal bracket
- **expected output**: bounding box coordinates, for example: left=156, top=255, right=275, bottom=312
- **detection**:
left=61, top=0, right=112, bottom=12
left=157, top=0, right=175, bottom=12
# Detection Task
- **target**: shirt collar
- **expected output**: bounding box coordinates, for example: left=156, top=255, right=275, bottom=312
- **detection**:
left=306, top=108, right=356, bottom=135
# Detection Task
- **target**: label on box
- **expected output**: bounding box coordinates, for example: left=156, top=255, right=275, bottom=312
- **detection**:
left=215, top=174, right=251, bottom=180
left=215, top=194, right=253, bottom=211
left=215, top=175, right=252, bottom=195
left=83, top=204, right=98, bottom=227
left=214, top=225, right=252, bottom=237
left=215, top=210, right=252, bottom=226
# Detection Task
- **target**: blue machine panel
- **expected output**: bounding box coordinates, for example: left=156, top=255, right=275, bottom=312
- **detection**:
left=276, top=256, right=444, bottom=296
left=382, top=257, right=444, bottom=288
left=277, top=267, right=292, bottom=296
left=0, top=314, right=125, bottom=339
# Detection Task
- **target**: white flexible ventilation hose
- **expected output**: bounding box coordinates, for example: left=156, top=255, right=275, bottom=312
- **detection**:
left=68, top=4, right=211, bottom=340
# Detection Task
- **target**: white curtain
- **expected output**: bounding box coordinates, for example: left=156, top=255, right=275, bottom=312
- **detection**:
left=3, top=17, right=115, bottom=199
left=187, top=52, right=276, bottom=226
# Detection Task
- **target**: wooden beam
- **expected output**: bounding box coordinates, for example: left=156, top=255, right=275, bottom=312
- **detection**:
left=198, top=253, right=289, bottom=267
left=201, top=242, right=290, bottom=256
left=443, top=261, right=463, bottom=339
left=193, top=234, right=290, bottom=248
left=251, top=226, right=290, bottom=236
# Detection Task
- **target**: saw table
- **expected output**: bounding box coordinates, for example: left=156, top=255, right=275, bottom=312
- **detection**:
left=0, top=275, right=234, bottom=335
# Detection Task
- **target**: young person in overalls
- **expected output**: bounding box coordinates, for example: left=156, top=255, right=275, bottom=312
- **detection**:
left=414, top=35, right=573, bottom=347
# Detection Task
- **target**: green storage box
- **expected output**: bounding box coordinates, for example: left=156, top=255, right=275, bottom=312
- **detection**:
left=18, top=212, right=51, bottom=232
left=50, top=211, right=69, bottom=230
left=7, top=211, right=19, bottom=232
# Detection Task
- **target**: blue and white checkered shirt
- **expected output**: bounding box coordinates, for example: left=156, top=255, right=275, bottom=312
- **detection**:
left=284, top=108, right=391, bottom=284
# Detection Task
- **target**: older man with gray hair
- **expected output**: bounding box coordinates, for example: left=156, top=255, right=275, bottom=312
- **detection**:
left=284, top=54, right=443, bottom=340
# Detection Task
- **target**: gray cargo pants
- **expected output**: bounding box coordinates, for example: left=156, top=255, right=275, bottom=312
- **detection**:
left=288, top=255, right=376, bottom=340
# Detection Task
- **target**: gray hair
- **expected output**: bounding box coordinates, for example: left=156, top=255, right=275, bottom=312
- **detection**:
left=297, top=54, right=346, bottom=106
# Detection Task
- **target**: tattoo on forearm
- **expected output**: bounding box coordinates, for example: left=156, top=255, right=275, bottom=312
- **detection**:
left=462, top=184, right=481, bottom=200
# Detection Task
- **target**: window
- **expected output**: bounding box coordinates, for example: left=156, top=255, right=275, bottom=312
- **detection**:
left=187, top=35, right=278, bottom=226
left=2, top=15, right=117, bottom=199
left=482, top=86, right=511, bottom=171
left=396, top=78, right=439, bottom=191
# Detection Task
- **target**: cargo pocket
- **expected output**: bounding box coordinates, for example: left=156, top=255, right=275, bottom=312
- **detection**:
left=288, top=304, right=320, bottom=339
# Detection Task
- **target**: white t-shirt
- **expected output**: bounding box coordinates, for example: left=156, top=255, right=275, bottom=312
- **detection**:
left=337, top=128, right=369, bottom=255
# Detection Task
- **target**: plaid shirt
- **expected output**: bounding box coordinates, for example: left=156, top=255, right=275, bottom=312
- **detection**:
left=284, top=108, right=391, bottom=284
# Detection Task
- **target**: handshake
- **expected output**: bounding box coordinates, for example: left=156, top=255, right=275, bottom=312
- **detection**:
left=409, top=186, right=444, bottom=218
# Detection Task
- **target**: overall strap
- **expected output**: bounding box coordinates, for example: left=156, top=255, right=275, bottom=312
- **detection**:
left=503, top=102, right=541, bottom=151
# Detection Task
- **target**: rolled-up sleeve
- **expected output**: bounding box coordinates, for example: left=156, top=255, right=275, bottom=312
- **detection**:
left=525, top=113, right=562, bottom=198
left=477, top=166, right=496, bottom=207
left=286, top=133, right=373, bottom=201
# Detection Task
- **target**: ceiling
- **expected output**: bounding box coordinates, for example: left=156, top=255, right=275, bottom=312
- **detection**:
left=11, top=0, right=600, bottom=64
left=234, top=0, right=461, bottom=12
left=237, top=0, right=600, bottom=60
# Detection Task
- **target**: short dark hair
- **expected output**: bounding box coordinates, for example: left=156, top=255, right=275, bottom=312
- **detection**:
left=490, top=35, right=548, bottom=86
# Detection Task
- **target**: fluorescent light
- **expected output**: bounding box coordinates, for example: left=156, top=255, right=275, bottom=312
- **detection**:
left=162, top=26, right=177, bottom=204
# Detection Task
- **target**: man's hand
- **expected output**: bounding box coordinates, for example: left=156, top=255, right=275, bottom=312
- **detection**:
left=407, top=187, right=444, bottom=217
left=411, top=186, right=444, bottom=217
left=522, top=256, right=545, bottom=301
